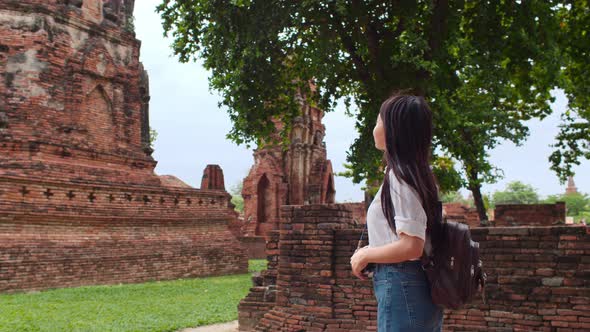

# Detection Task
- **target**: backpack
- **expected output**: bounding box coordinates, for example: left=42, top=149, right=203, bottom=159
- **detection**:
left=418, top=201, right=487, bottom=310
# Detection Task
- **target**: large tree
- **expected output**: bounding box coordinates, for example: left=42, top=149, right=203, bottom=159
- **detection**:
left=431, top=1, right=561, bottom=221
left=549, top=0, right=590, bottom=182
left=157, top=0, right=574, bottom=220
left=492, top=181, right=540, bottom=206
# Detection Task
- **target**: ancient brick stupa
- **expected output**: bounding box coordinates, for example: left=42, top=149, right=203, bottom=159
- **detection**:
left=566, top=176, right=578, bottom=195
left=240, top=86, right=337, bottom=237
left=0, top=0, right=247, bottom=292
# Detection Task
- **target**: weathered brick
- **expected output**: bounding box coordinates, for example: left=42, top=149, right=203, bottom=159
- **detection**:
left=240, top=203, right=590, bottom=331
left=240, top=105, right=340, bottom=238
left=0, top=1, right=248, bottom=293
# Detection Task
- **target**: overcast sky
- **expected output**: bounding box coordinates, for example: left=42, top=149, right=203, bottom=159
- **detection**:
left=134, top=2, right=588, bottom=202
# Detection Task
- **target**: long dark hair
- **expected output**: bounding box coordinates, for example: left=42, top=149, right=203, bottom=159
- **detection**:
left=379, top=94, right=442, bottom=250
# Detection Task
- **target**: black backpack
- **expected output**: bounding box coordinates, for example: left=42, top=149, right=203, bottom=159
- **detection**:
left=419, top=201, right=487, bottom=309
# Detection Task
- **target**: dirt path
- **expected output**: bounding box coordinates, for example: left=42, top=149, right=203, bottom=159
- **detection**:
left=177, top=320, right=239, bottom=332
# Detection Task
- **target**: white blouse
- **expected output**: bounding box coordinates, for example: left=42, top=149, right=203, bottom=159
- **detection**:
left=366, top=169, right=431, bottom=260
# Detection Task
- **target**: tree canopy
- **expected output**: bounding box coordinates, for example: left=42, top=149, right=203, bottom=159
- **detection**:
left=549, top=0, right=590, bottom=182
left=492, top=181, right=540, bottom=206
left=545, top=191, right=590, bottom=217
left=157, top=0, right=587, bottom=220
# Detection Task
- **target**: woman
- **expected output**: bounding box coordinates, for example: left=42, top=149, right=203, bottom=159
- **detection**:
left=350, top=94, right=444, bottom=331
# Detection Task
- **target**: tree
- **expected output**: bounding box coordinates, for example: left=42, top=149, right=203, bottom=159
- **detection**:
left=230, top=181, right=244, bottom=213
left=441, top=191, right=464, bottom=204
left=157, top=0, right=568, bottom=221
left=544, top=192, right=590, bottom=217
left=549, top=1, right=590, bottom=182
left=432, top=1, right=562, bottom=221
left=483, top=193, right=493, bottom=211
left=336, top=154, right=464, bottom=196
left=431, top=155, right=464, bottom=194
left=492, top=181, right=540, bottom=205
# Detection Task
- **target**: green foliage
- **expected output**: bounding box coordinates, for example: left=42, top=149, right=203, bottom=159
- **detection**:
left=230, top=181, right=244, bottom=213
left=440, top=190, right=476, bottom=209
left=544, top=192, right=590, bottom=216
left=338, top=153, right=463, bottom=194
left=440, top=190, right=463, bottom=203
left=0, top=260, right=266, bottom=331
left=149, top=126, right=158, bottom=149
left=156, top=0, right=581, bottom=203
left=492, top=181, right=540, bottom=205
left=124, top=14, right=136, bottom=32
left=549, top=1, right=590, bottom=182
left=431, top=155, right=464, bottom=194
left=483, top=193, right=493, bottom=210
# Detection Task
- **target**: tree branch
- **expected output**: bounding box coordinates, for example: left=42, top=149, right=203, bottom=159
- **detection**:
left=427, top=0, right=450, bottom=60
left=327, top=3, right=372, bottom=88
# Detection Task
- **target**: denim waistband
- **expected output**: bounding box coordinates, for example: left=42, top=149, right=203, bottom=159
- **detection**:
left=375, top=260, right=424, bottom=271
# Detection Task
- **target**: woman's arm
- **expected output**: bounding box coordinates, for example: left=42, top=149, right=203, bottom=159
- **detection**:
left=351, top=232, right=424, bottom=279
left=365, top=232, right=424, bottom=263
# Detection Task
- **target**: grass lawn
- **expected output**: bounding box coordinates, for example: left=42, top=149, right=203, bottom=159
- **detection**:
left=0, top=259, right=267, bottom=332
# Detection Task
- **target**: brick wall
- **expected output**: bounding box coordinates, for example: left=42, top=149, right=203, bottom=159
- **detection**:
left=443, top=202, right=481, bottom=228
left=451, top=225, right=590, bottom=331
left=339, top=202, right=367, bottom=225
left=0, top=1, right=160, bottom=186
left=0, top=214, right=247, bottom=293
left=239, top=236, right=267, bottom=259
left=0, top=177, right=249, bottom=293
left=239, top=204, right=590, bottom=331
left=0, top=1, right=249, bottom=293
left=494, top=202, right=566, bottom=226
left=239, top=231, right=279, bottom=330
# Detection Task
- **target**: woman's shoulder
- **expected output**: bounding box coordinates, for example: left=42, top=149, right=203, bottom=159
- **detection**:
left=386, top=168, right=409, bottom=190
left=387, top=168, right=421, bottom=202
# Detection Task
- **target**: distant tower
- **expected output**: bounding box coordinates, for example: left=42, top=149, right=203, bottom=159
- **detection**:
left=241, top=84, right=336, bottom=238
left=566, top=176, right=578, bottom=195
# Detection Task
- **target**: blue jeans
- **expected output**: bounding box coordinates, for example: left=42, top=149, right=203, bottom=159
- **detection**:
left=372, top=260, right=444, bottom=331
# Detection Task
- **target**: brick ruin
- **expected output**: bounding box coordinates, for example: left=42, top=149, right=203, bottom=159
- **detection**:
left=0, top=0, right=247, bottom=292
left=443, top=202, right=481, bottom=228
left=566, top=176, right=578, bottom=195
left=494, top=202, right=567, bottom=227
left=442, top=201, right=567, bottom=229
left=236, top=96, right=339, bottom=257
left=239, top=204, right=590, bottom=331
left=240, top=99, right=336, bottom=239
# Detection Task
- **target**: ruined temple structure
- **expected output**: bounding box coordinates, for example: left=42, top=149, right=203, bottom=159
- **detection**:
left=240, top=89, right=337, bottom=238
left=566, top=176, right=578, bottom=195
left=0, top=0, right=247, bottom=292
left=238, top=204, right=590, bottom=331
left=443, top=202, right=481, bottom=228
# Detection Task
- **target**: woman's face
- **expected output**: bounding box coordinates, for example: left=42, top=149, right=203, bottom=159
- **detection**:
left=373, top=113, right=386, bottom=151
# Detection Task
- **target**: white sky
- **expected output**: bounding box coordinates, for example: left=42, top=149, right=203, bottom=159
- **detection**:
left=134, top=2, right=588, bottom=202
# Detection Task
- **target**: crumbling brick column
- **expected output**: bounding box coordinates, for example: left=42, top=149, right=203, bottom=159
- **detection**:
left=201, top=164, right=226, bottom=190
left=238, top=231, right=279, bottom=330
left=274, top=205, right=347, bottom=314
left=252, top=204, right=375, bottom=332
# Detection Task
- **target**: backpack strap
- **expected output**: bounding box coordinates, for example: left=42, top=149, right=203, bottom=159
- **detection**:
left=419, top=201, right=442, bottom=271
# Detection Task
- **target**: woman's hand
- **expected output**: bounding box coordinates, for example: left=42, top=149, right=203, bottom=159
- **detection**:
left=350, top=246, right=370, bottom=280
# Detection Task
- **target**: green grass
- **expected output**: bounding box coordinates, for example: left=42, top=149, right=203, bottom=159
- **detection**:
left=248, top=259, right=268, bottom=274
left=0, top=259, right=268, bottom=332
